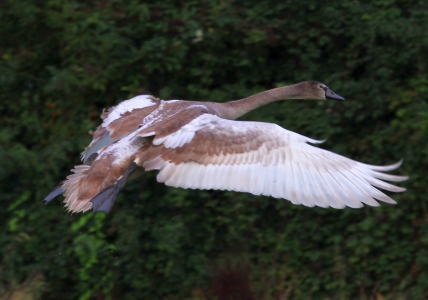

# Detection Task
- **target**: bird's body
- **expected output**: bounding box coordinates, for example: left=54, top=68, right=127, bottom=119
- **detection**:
left=45, top=81, right=407, bottom=213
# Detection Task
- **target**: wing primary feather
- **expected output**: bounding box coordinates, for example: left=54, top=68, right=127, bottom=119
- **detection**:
left=347, top=169, right=400, bottom=204
left=360, top=160, right=403, bottom=171
left=305, top=152, right=346, bottom=209
left=339, top=169, right=381, bottom=206
left=297, top=154, right=329, bottom=208
left=294, top=162, right=314, bottom=207
left=365, top=169, right=408, bottom=182
left=284, top=158, right=300, bottom=205
left=353, top=169, right=407, bottom=193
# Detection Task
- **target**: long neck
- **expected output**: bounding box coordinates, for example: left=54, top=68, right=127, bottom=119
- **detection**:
left=212, top=84, right=305, bottom=120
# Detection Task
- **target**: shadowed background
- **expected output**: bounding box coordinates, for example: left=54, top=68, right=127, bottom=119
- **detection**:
left=1, top=0, right=427, bottom=299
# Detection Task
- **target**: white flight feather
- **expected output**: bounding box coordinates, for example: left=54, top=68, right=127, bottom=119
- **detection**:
left=81, top=95, right=159, bottom=163
left=103, top=95, right=158, bottom=126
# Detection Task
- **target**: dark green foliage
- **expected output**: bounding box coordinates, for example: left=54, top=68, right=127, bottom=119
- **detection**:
left=1, top=0, right=427, bottom=299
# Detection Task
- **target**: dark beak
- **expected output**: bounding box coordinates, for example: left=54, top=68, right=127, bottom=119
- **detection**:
left=325, top=88, right=345, bottom=101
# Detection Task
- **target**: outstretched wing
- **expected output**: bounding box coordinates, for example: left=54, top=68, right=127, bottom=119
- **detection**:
left=137, top=114, right=407, bottom=209
left=81, top=95, right=160, bottom=164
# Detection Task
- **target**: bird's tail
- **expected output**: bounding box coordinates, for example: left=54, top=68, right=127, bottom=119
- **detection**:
left=62, top=165, right=94, bottom=213
left=61, top=154, right=136, bottom=213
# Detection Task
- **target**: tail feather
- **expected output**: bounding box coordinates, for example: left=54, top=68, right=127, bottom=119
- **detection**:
left=61, top=153, right=137, bottom=213
left=62, top=165, right=93, bottom=213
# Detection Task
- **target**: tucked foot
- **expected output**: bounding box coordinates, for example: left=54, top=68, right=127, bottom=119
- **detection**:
left=44, top=182, right=64, bottom=204
left=90, top=163, right=137, bottom=213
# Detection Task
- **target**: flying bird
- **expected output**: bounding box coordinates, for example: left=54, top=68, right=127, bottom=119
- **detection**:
left=44, top=81, right=407, bottom=213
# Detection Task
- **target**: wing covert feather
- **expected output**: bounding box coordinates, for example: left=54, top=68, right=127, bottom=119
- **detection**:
left=81, top=95, right=159, bottom=163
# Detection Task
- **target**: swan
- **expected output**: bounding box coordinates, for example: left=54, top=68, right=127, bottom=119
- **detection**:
left=44, top=81, right=408, bottom=213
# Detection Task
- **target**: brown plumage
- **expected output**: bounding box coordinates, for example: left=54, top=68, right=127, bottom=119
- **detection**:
left=44, top=81, right=408, bottom=213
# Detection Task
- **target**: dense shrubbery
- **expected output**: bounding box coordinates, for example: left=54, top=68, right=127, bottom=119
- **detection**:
left=1, top=0, right=428, bottom=299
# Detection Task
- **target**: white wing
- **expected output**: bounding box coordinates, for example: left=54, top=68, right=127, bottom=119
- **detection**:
left=81, top=95, right=159, bottom=163
left=140, top=114, right=407, bottom=209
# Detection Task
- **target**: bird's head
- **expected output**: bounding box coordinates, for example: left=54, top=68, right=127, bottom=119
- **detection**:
left=292, top=81, right=345, bottom=101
